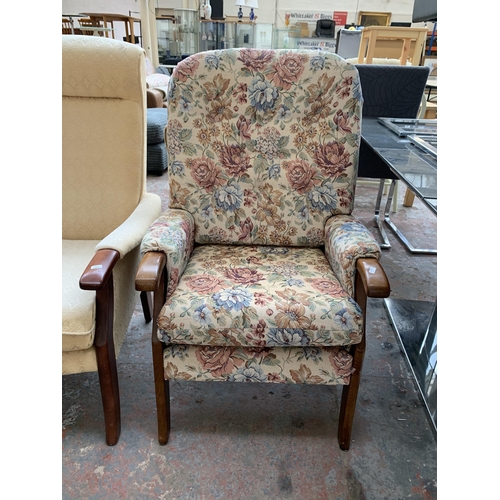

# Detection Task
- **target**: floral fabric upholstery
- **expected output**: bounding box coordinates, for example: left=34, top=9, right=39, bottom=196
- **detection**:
left=140, top=209, right=195, bottom=300
left=165, top=49, right=362, bottom=246
left=157, top=244, right=363, bottom=348
left=162, top=344, right=354, bottom=385
left=141, top=48, right=383, bottom=386
left=324, top=215, right=381, bottom=296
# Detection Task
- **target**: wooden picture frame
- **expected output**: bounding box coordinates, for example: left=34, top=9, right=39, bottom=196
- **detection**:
left=357, top=11, right=391, bottom=27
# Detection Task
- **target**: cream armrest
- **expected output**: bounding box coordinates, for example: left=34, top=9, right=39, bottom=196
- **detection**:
left=324, top=215, right=381, bottom=297
left=139, top=209, right=195, bottom=299
left=95, top=193, right=161, bottom=258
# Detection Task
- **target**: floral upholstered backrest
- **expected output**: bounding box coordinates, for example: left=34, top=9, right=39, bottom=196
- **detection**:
left=166, top=48, right=363, bottom=246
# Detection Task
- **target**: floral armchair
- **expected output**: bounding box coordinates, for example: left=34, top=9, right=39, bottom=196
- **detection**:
left=135, top=48, right=390, bottom=450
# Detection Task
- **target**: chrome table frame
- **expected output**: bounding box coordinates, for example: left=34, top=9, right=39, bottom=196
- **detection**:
left=384, top=298, right=437, bottom=436
left=362, top=118, right=437, bottom=254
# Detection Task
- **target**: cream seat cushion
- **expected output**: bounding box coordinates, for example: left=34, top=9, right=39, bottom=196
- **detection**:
left=62, top=240, right=98, bottom=352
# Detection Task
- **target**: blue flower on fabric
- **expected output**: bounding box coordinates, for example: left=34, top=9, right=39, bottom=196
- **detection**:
left=297, top=206, right=310, bottom=223
left=268, top=163, right=280, bottom=179
left=193, top=304, right=212, bottom=326
left=276, top=104, right=291, bottom=121
left=170, top=161, right=185, bottom=175
left=169, top=345, right=189, bottom=359
left=248, top=77, right=279, bottom=112
left=200, top=205, right=215, bottom=222
left=259, top=247, right=289, bottom=255
left=205, top=53, right=220, bottom=70
left=268, top=328, right=310, bottom=346
left=285, top=278, right=304, bottom=287
left=334, top=307, right=358, bottom=330
left=228, top=365, right=268, bottom=382
left=158, top=329, right=172, bottom=343
left=213, top=287, right=253, bottom=312
left=214, top=184, right=243, bottom=212
left=297, top=346, right=323, bottom=362
left=179, top=96, right=192, bottom=115
left=310, top=54, right=327, bottom=71
left=308, top=183, right=337, bottom=211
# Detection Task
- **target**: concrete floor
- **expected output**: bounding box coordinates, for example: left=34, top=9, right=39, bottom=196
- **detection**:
left=62, top=178, right=437, bottom=499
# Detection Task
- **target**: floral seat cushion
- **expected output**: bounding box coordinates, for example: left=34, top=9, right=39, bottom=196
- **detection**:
left=157, top=244, right=363, bottom=348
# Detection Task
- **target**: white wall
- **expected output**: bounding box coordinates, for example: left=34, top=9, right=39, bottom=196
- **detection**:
left=64, top=0, right=423, bottom=26
left=63, top=0, right=430, bottom=48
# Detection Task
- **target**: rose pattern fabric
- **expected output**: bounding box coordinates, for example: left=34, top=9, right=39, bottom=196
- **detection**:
left=140, top=48, right=385, bottom=387
left=156, top=245, right=363, bottom=348
left=324, top=215, right=381, bottom=296
left=166, top=48, right=363, bottom=246
left=140, top=209, right=195, bottom=299
left=162, top=344, right=354, bottom=385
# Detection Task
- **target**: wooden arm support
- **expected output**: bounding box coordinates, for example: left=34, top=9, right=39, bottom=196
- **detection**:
left=356, top=258, right=390, bottom=298
left=135, top=251, right=167, bottom=292
left=80, top=249, right=120, bottom=291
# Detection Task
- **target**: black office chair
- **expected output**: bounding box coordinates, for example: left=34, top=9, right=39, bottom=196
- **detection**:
left=355, top=64, right=430, bottom=247
left=315, top=19, right=335, bottom=38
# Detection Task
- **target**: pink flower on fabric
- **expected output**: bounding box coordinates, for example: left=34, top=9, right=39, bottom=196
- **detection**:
left=224, top=267, right=264, bottom=285
left=313, top=142, right=352, bottom=177
left=329, top=348, right=354, bottom=379
left=188, top=157, right=224, bottom=190
left=175, top=56, right=200, bottom=82
left=238, top=49, right=274, bottom=72
left=284, top=160, right=320, bottom=194
left=195, top=346, right=244, bottom=377
left=267, top=52, right=307, bottom=90
left=219, top=144, right=251, bottom=176
left=333, top=110, right=353, bottom=134
left=309, top=278, right=344, bottom=296
left=236, top=115, right=252, bottom=140
left=185, top=275, right=225, bottom=293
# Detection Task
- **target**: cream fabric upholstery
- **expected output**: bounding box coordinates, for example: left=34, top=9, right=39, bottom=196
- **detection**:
left=62, top=36, right=161, bottom=377
left=62, top=36, right=148, bottom=241
left=62, top=246, right=141, bottom=374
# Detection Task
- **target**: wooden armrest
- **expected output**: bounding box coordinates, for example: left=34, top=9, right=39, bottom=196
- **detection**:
left=356, top=258, right=390, bottom=298
left=135, top=251, right=166, bottom=292
left=79, top=249, right=120, bottom=291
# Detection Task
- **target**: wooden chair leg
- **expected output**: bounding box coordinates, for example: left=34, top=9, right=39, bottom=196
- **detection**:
left=140, top=290, right=153, bottom=323
left=338, top=341, right=365, bottom=451
left=153, top=337, right=170, bottom=445
left=151, top=265, right=170, bottom=444
left=94, top=278, right=121, bottom=446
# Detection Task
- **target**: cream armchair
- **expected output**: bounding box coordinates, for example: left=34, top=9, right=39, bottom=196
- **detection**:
left=136, top=48, right=390, bottom=450
left=62, top=36, right=161, bottom=445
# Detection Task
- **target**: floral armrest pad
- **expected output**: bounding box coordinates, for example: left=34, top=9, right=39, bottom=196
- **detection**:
left=140, top=209, right=195, bottom=299
left=324, top=215, right=381, bottom=296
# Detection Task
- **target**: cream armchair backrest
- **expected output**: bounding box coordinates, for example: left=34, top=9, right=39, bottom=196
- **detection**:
left=62, top=35, right=161, bottom=445
left=62, top=36, right=148, bottom=240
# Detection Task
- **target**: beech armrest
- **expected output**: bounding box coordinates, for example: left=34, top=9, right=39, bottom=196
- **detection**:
left=79, top=249, right=120, bottom=291
left=135, top=251, right=166, bottom=292
left=356, top=258, right=390, bottom=298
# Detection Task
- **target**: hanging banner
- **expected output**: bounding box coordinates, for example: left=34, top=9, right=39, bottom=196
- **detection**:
left=282, top=10, right=333, bottom=27
left=333, top=11, right=348, bottom=26
left=296, top=39, right=337, bottom=52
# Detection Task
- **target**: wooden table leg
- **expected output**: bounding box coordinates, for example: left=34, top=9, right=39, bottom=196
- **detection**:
left=403, top=188, right=415, bottom=207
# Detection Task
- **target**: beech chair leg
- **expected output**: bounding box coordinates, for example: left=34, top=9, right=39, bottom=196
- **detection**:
left=140, top=291, right=153, bottom=323
left=337, top=342, right=365, bottom=451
